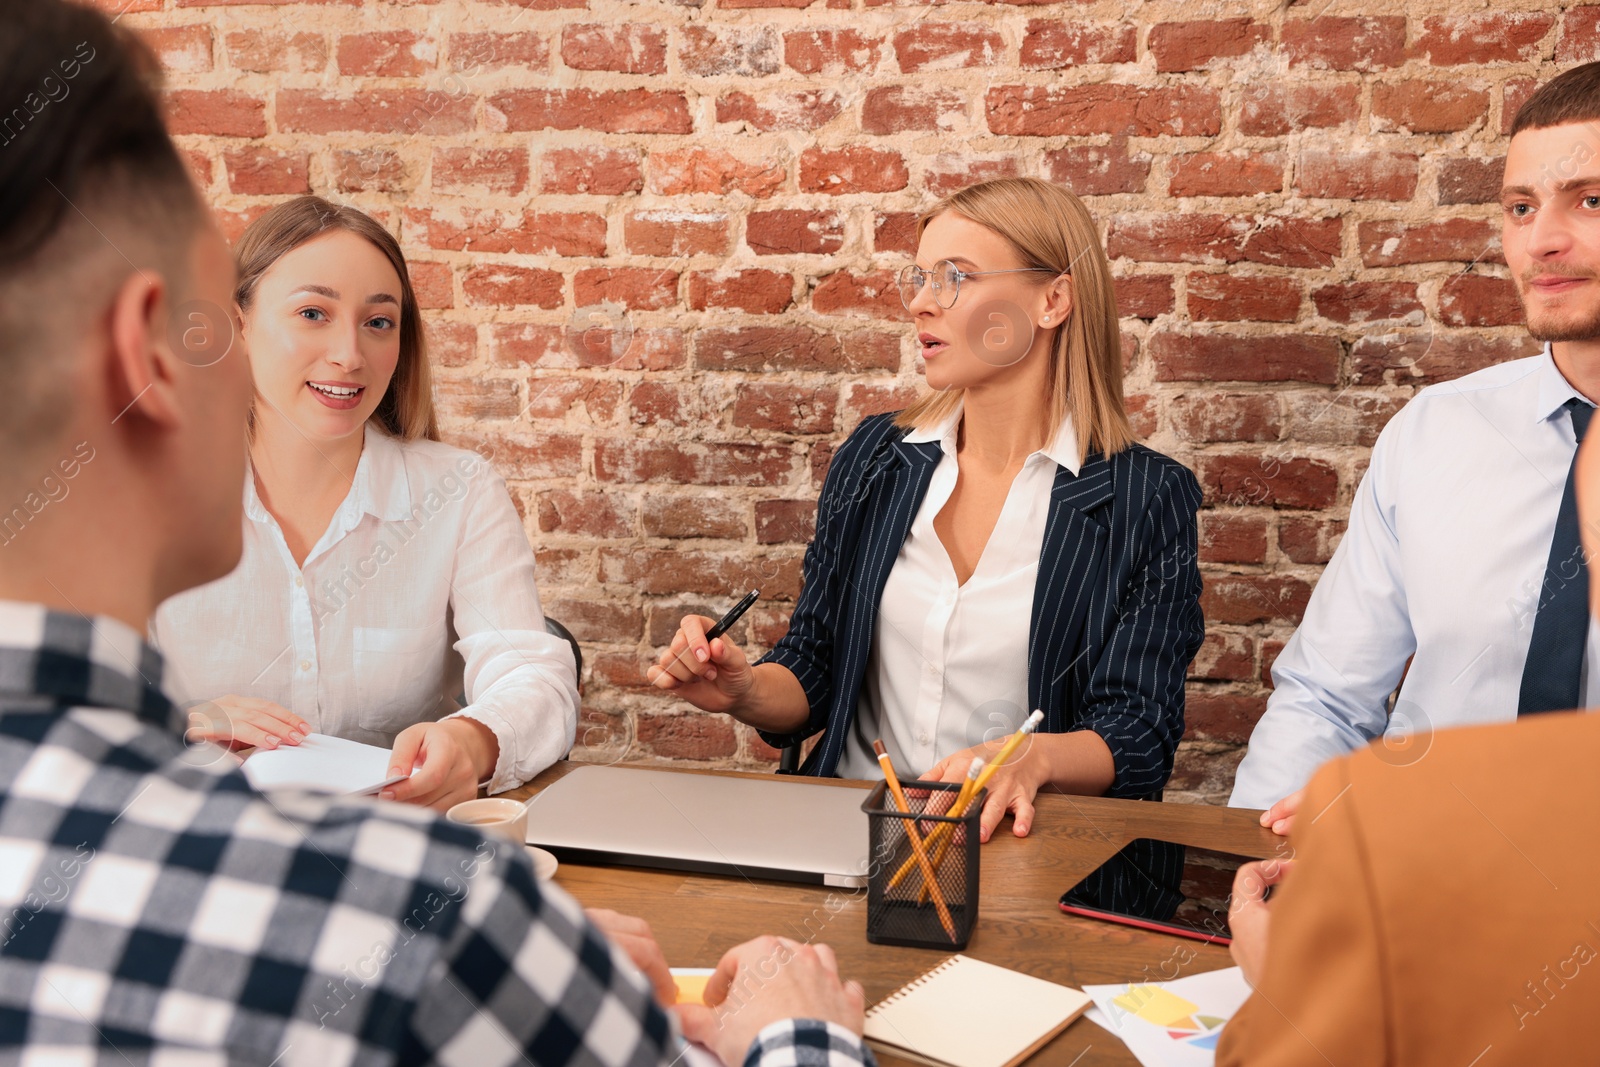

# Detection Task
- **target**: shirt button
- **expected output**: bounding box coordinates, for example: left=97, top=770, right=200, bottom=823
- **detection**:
left=299, top=660, right=311, bottom=672
left=294, top=576, right=304, bottom=588
left=919, top=731, right=930, bottom=745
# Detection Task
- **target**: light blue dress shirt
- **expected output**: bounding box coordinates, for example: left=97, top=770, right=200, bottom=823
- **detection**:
left=1231, top=346, right=1599, bottom=809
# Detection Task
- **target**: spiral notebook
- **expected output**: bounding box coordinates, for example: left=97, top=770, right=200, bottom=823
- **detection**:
left=864, top=955, right=1091, bottom=1067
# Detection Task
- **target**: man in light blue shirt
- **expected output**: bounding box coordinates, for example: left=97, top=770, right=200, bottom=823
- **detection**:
left=1232, top=63, right=1600, bottom=828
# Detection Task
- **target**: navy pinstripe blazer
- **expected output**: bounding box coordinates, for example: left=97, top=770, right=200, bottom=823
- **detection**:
left=757, top=412, right=1206, bottom=916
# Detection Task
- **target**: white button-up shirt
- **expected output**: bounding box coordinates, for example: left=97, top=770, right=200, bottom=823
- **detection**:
left=836, top=404, right=1080, bottom=780
left=1231, top=346, right=1599, bottom=809
left=150, top=426, right=578, bottom=793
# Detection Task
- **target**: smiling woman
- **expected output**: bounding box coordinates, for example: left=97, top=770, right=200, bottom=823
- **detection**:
left=149, top=196, right=579, bottom=811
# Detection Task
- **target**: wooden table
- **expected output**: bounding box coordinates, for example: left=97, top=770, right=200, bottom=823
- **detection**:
left=503, top=763, right=1279, bottom=1067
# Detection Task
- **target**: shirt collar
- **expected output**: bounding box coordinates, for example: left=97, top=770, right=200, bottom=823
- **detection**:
left=0, top=600, right=177, bottom=731
left=243, top=423, right=414, bottom=525
left=903, top=400, right=1082, bottom=475
left=1535, top=342, right=1596, bottom=424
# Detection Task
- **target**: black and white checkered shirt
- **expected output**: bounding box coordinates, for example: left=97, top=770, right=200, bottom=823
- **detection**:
left=0, top=603, right=875, bottom=1067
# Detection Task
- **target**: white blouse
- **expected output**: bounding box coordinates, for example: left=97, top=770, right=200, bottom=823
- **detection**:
left=836, top=403, right=1081, bottom=781
left=150, top=425, right=578, bottom=793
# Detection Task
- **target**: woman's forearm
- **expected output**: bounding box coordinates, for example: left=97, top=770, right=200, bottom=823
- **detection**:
left=727, top=662, right=812, bottom=736
left=1032, top=730, right=1117, bottom=796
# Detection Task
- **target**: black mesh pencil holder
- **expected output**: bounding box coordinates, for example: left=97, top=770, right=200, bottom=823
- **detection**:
left=862, top=780, right=984, bottom=950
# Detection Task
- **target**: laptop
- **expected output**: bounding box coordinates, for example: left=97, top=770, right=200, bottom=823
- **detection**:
left=523, top=765, right=873, bottom=887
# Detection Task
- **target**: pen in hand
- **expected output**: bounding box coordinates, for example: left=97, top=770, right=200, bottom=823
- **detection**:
left=652, top=590, right=760, bottom=688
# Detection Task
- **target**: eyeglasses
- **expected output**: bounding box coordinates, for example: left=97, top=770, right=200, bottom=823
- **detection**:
left=896, top=259, right=1063, bottom=311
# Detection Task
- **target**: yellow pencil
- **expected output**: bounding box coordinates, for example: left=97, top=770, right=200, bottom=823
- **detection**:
left=889, top=710, right=1044, bottom=891
left=919, top=756, right=984, bottom=905
left=875, top=740, right=957, bottom=939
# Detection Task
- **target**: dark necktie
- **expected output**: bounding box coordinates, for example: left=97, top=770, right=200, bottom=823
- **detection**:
left=1518, top=398, right=1595, bottom=715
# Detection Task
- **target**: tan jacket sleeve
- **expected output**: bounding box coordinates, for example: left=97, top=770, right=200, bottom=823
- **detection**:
left=1216, top=754, right=1391, bottom=1067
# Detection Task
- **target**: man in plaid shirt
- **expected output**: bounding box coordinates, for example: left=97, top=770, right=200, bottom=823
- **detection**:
left=0, top=5, right=876, bottom=1066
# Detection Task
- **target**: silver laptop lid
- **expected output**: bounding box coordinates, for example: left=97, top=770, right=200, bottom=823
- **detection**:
left=524, top=765, right=872, bottom=888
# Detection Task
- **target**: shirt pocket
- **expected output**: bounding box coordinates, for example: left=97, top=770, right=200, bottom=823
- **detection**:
left=352, top=625, right=442, bottom=734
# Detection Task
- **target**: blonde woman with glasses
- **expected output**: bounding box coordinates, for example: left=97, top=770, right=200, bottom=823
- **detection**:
left=652, top=177, right=1205, bottom=916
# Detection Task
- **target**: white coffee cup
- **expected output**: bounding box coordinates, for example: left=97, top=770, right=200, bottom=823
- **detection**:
left=446, top=797, right=528, bottom=845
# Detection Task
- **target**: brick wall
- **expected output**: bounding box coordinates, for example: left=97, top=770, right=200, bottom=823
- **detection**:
left=105, top=0, right=1592, bottom=803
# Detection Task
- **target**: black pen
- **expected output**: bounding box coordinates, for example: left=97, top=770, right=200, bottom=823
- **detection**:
left=706, top=589, right=760, bottom=640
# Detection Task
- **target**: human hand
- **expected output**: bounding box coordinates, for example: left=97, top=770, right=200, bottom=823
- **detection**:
left=380, top=718, right=498, bottom=811
left=647, top=614, right=754, bottom=715
left=925, top=744, right=1042, bottom=842
left=674, top=936, right=865, bottom=1067
left=186, top=695, right=309, bottom=752
left=586, top=908, right=678, bottom=1006
left=1259, top=788, right=1304, bottom=837
left=1228, top=858, right=1293, bottom=986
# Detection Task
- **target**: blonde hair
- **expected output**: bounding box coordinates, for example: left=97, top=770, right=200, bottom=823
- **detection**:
left=233, top=196, right=439, bottom=442
left=894, top=177, right=1133, bottom=460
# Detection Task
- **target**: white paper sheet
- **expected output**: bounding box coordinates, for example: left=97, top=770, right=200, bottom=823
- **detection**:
left=240, top=733, right=406, bottom=795
left=1082, top=966, right=1252, bottom=1067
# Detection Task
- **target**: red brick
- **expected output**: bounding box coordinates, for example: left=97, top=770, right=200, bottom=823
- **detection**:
left=1239, top=82, right=1361, bottom=136
left=861, top=86, right=965, bottom=134
left=1199, top=515, right=1269, bottom=566
left=812, top=270, right=901, bottom=320
left=924, top=156, right=1022, bottom=197
left=1358, top=218, right=1499, bottom=266
left=629, top=382, right=712, bottom=428
left=1171, top=393, right=1284, bottom=443
left=492, top=90, right=691, bottom=134
left=409, top=262, right=453, bottom=310
left=1438, top=274, right=1523, bottom=328
left=1296, top=150, right=1419, bottom=201
left=1260, top=639, right=1286, bottom=686
left=1169, top=152, right=1284, bottom=198
left=164, top=90, right=266, bottom=137
left=180, top=149, right=213, bottom=190
left=756, top=500, right=818, bottom=544
left=407, top=208, right=607, bottom=257
left=784, top=29, right=882, bottom=73
left=594, top=441, right=798, bottom=488
left=428, top=320, right=474, bottom=367
left=1044, top=143, right=1150, bottom=196
left=1349, top=333, right=1540, bottom=386
left=1115, top=275, right=1174, bottom=319
left=680, top=25, right=781, bottom=77
left=695, top=326, right=899, bottom=373
left=561, top=23, right=667, bottom=74
left=225, top=30, right=326, bottom=74
left=1183, top=693, right=1268, bottom=743
left=1148, top=19, right=1268, bottom=73
left=1020, top=20, right=1135, bottom=68
left=799, top=147, right=908, bottom=195
left=987, top=84, right=1221, bottom=137
left=636, top=713, right=737, bottom=761
left=688, top=270, right=794, bottom=314
left=733, top=385, right=839, bottom=434
left=1283, top=392, right=1406, bottom=448
left=277, top=90, right=472, bottom=135
left=432, top=147, right=528, bottom=196
left=1312, top=282, right=1424, bottom=325
left=1279, top=517, right=1347, bottom=565
left=222, top=147, right=308, bottom=195
left=337, top=31, right=435, bottom=77
left=1151, top=333, right=1340, bottom=385
left=1412, top=14, right=1554, bottom=65
left=436, top=377, right=520, bottom=421
left=746, top=210, right=846, bottom=255
left=1558, top=8, right=1600, bottom=63
left=1186, top=274, right=1301, bottom=322
left=601, top=547, right=802, bottom=598
left=138, top=25, right=213, bottom=72
left=449, top=32, right=549, bottom=73
left=874, top=212, right=919, bottom=255
left=1283, top=17, right=1406, bottom=71
left=647, top=148, right=785, bottom=198
left=1438, top=157, right=1505, bottom=205
left=1502, top=78, right=1539, bottom=132
left=642, top=496, right=747, bottom=540
left=574, top=268, right=680, bottom=312
left=519, top=378, right=624, bottom=422
left=624, top=211, right=730, bottom=257
left=1189, top=630, right=1257, bottom=679
left=333, top=149, right=413, bottom=194
left=718, top=90, right=845, bottom=132
left=544, top=601, right=641, bottom=645
left=1371, top=81, right=1489, bottom=134
left=894, top=23, right=1004, bottom=71
left=461, top=266, right=564, bottom=309
left=465, top=433, right=583, bottom=480
left=1108, top=214, right=1342, bottom=269
left=494, top=325, right=685, bottom=373
left=541, top=147, right=643, bottom=196
left=1202, top=575, right=1315, bottom=624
